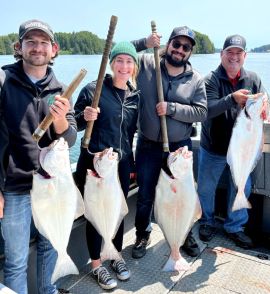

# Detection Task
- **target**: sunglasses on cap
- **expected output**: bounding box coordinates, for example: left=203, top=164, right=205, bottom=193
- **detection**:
left=171, top=39, right=192, bottom=52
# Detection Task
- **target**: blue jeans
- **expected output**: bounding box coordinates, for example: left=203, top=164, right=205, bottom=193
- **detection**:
left=134, top=135, right=192, bottom=238
left=197, top=147, right=251, bottom=233
left=1, top=192, right=57, bottom=294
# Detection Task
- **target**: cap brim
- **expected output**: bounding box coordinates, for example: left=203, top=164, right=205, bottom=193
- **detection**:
left=169, top=34, right=196, bottom=46
left=224, top=45, right=245, bottom=51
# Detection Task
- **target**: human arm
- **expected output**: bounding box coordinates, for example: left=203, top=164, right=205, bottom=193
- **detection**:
left=132, top=33, right=161, bottom=52
left=50, top=94, right=77, bottom=147
left=0, top=70, right=8, bottom=201
left=83, top=106, right=100, bottom=121
left=261, top=94, right=270, bottom=120
left=204, top=71, right=239, bottom=119
left=74, top=83, right=95, bottom=131
left=51, top=95, right=70, bottom=134
left=160, top=76, right=207, bottom=123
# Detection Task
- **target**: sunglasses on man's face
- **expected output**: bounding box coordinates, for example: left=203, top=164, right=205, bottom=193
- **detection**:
left=171, top=40, right=192, bottom=52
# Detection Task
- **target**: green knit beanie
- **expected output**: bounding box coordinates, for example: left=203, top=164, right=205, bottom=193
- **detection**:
left=110, top=41, right=138, bottom=65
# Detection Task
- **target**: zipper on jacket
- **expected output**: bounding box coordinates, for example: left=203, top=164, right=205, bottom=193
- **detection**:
left=165, top=80, right=172, bottom=99
left=114, top=90, right=124, bottom=160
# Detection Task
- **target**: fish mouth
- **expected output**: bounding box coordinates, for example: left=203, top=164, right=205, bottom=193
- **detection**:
left=89, top=170, right=101, bottom=178
left=93, top=147, right=118, bottom=178
left=166, top=146, right=192, bottom=179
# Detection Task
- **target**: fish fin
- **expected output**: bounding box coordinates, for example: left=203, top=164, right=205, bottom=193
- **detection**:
left=100, top=241, right=121, bottom=262
left=232, top=191, right=252, bottom=211
left=74, top=186, right=85, bottom=220
left=51, top=253, right=79, bottom=284
left=195, top=196, right=202, bottom=220
left=163, top=255, right=190, bottom=272
left=244, top=106, right=251, bottom=119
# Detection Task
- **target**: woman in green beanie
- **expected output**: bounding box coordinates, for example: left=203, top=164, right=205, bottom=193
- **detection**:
left=74, top=41, right=139, bottom=290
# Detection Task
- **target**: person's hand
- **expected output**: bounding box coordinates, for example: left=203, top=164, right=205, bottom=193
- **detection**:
left=259, top=93, right=269, bottom=120
left=50, top=95, right=70, bottom=121
left=146, top=33, right=161, bottom=48
left=156, top=102, right=167, bottom=116
left=0, top=191, right=4, bottom=219
left=84, top=106, right=100, bottom=121
left=232, top=89, right=252, bottom=108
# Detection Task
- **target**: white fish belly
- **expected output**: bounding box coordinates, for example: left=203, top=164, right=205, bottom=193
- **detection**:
left=228, top=115, right=262, bottom=187
left=227, top=98, right=264, bottom=210
left=31, top=138, right=85, bottom=282
left=84, top=171, right=128, bottom=260
left=155, top=169, right=199, bottom=249
left=31, top=175, right=80, bottom=249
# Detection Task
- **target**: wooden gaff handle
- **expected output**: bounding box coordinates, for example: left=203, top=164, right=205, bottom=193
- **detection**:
left=151, top=21, right=169, bottom=152
left=32, top=68, right=87, bottom=142
left=81, top=15, right=118, bottom=148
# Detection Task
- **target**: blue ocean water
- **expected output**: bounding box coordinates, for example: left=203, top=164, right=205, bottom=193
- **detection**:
left=1, top=53, right=270, bottom=163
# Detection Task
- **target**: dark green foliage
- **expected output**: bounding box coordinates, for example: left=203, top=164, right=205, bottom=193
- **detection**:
left=141, top=32, right=215, bottom=54
left=0, top=34, right=17, bottom=54
left=0, top=31, right=106, bottom=55
left=55, top=31, right=105, bottom=55
left=0, top=30, right=214, bottom=55
left=193, top=31, right=215, bottom=54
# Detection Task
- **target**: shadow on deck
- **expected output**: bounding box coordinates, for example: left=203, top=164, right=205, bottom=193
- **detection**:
left=56, top=193, right=270, bottom=294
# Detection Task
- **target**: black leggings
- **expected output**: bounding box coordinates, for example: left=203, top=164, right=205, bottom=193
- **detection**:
left=74, top=149, right=131, bottom=260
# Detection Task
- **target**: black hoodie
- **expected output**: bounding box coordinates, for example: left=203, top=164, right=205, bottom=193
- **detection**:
left=0, top=61, right=77, bottom=193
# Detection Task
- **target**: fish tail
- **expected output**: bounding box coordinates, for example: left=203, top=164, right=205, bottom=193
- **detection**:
left=162, top=255, right=190, bottom=272
left=51, top=253, right=79, bottom=284
left=232, top=191, right=252, bottom=211
left=100, top=241, right=121, bottom=262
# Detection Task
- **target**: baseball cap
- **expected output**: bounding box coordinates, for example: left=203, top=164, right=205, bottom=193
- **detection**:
left=19, top=19, right=55, bottom=43
left=168, top=26, right=196, bottom=46
left=223, top=34, right=246, bottom=51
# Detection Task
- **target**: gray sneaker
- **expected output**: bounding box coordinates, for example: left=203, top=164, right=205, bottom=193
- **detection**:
left=92, top=266, right=117, bottom=290
left=111, top=259, right=130, bottom=281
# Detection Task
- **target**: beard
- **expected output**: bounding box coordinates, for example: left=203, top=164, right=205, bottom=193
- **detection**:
left=22, top=52, right=51, bottom=67
left=165, top=51, right=189, bottom=67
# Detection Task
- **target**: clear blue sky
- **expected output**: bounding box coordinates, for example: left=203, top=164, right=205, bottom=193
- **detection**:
left=1, top=0, right=269, bottom=50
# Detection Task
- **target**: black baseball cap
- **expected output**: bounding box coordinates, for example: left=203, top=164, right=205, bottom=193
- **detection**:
left=19, top=19, right=55, bottom=43
left=168, top=26, right=196, bottom=46
left=223, top=34, right=246, bottom=51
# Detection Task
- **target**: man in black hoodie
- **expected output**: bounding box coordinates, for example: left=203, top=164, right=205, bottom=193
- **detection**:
left=0, top=19, right=76, bottom=294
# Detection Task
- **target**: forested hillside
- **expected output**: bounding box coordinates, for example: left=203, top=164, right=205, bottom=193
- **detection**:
left=0, top=30, right=215, bottom=55
left=251, top=44, right=270, bottom=53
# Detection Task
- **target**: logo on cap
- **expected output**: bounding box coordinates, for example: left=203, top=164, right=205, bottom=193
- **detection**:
left=179, top=28, right=188, bottom=35
left=25, top=21, right=50, bottom=32
left=230, top=36, right=243, bottom=46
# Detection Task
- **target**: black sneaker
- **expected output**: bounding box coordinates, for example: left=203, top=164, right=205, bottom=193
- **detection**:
left=92, top=266, right=117, bottom=290
left=111, top=259, right=130, bottom=281
left=58, top=289, right=70, bottom=294
left=199, top=224, right=216, bottom=242
left=227, top=231, right=254, bottom=249
left=132, top=236, right=151, bottom=259
left=181, top=231, right=200, bottom=257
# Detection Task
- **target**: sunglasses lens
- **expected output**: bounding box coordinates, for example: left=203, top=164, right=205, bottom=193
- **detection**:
left=183, top=44, right=192, bottom=52
left=172, top=41, right=181, bottom=49
left=172, top=40, right=192, bottom=52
